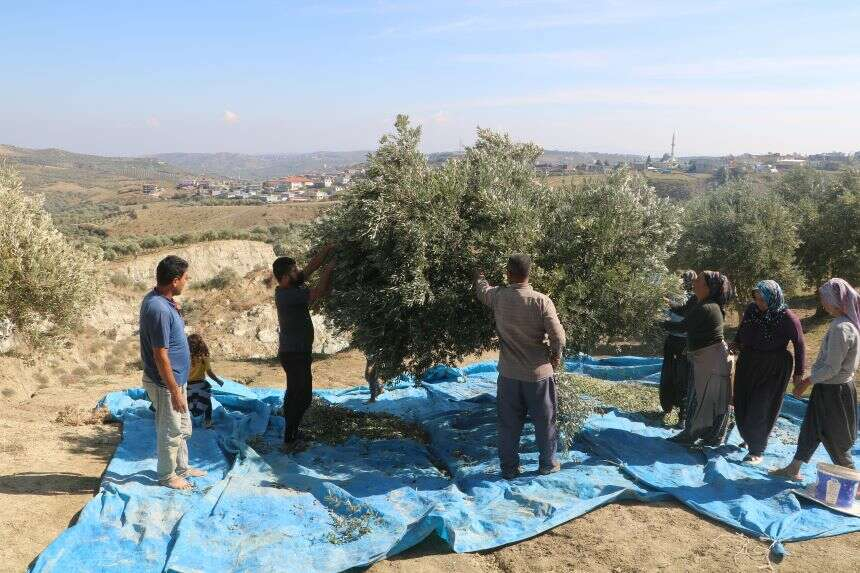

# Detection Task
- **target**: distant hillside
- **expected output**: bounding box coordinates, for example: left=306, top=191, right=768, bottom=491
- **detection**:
left=427, top=149, right=643, bottom=166
left=152, top=151, right=370, bottom=179
left=156, top=148, right=644, bottom=178
left=0, top=144, right=189, bottom=189
left=539, top=149, right=644, bottom=165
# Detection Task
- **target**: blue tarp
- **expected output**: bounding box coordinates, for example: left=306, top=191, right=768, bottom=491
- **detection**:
left=31, top=356, right=860, bottom=572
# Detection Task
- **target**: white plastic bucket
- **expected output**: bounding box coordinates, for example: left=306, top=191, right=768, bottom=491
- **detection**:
left=814, top=463, right=860, bottom=509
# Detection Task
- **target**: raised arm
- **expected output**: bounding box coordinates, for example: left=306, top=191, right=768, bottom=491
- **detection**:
left=309, top=260, right=335, bottom=306
left=668, top=296, right=697, bottom=316
left=303, top=244, right=335, bottom=279
left=473, top=270, right=497, bottom=308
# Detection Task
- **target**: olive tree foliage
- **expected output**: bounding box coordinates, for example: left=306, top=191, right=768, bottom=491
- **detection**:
left=313, top=116, right=548, bottom=380
left=775, top=167, right=860, bottom=286
left=537, top=169, right=682, bottom=352
left=314, top=116, right=683, bottom=379
left=673, top=181, right=802, bottom=299
left=0, top=166, right=100, bottom=344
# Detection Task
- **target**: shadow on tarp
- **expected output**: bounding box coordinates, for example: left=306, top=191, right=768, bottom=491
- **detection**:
left=29, top=355, right=860, bottom=572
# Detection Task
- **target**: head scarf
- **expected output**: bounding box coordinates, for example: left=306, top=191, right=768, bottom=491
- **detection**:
left=749, top=279, right=789, bottom=340
left=682, top=270, right=697, bottom=294
left=701, top=271, right=733, bottom=313
left=819, top=278, right=860, bottom=333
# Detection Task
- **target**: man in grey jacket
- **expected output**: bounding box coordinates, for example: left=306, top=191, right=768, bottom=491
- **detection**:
left=474, top=255, right=567, bottom=479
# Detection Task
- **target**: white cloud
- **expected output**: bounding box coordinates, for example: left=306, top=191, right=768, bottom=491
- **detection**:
left=146, top=117, right=161, bottom=128
left=431, top=111, right=451, bottom=125
left=223, top=110, right=240, bottom=124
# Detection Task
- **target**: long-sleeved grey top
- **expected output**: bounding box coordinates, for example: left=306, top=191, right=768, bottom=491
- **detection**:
left=810, top=316, right=860, bottom=385
left=475, top=279, right=566, bottom=382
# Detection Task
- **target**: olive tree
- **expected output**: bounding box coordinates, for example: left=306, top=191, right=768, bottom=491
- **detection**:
left=673, top=182, right=802, bottom=299
left=0, top=166, right=100, bottom=345
left=537, top=169, right=682, bottom=352
left=776, top=168, right=860, bottom=287
left=313, top=116, right=549, bottom=380
left=314, top=117, right=683, bottom=380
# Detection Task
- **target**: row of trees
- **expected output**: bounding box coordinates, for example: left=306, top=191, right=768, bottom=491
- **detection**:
left=314, top=117, right=859, bottom=379
left=2, top=116, right=856, bottom=365
left=674, top=167, right=860, bottom=298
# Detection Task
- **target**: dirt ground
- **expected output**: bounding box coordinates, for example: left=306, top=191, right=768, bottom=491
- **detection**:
left=3, top=348, right=860, bottom=573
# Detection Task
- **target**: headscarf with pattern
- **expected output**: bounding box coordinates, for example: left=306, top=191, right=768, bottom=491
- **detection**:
left=748, top=279, right=789, bottom=340
left=820, top=278, right=860, bottom=333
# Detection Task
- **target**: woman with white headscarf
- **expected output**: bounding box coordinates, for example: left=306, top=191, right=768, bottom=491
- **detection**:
left=770, top=278, right=860, bottom=480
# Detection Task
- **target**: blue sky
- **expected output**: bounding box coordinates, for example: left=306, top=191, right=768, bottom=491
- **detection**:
left=2, top=1, right=859, bottom=156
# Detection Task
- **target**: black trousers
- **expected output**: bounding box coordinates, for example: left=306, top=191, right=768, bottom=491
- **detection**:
left=186, top=379, right=213, bottom=422
left=733, top=348, right=793, bottom=456
left=279, top=351, right=313, bottom=443
left=795, top=383, right=857, bottom=468
left=660, top=335, right=691, bottom=419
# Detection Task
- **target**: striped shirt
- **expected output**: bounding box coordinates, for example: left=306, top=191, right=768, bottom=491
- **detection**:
left=475, top=279, right=566, bottom=382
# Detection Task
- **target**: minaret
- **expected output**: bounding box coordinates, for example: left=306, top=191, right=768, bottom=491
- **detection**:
left=671, top=131, right=676, bottom=161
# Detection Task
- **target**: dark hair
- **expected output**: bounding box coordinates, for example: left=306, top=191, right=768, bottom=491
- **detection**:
left=272, top=256, right=297, bottom=282
left=507, top=254, right=532, bottom=279
left=156, top=255, right=189, bottom=286
left=187, top=333, right=209, bottom=359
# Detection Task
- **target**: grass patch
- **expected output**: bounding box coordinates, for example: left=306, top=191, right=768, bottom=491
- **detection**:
left=557, top=373, right=672, bottom=450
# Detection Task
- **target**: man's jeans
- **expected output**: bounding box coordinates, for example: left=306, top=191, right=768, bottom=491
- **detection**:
left=143, top=375, right=192, bottom=483
left=496, top=375, right=559, bottom=473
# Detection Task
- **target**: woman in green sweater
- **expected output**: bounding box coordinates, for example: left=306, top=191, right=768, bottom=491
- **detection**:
left=662, top=271, right=735, bottom=447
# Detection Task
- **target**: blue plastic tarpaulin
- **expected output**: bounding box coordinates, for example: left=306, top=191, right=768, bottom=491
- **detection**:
left=31, top=356, right=860, bottom=572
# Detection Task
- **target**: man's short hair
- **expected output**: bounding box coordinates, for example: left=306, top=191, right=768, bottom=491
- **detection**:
left=156, top=255, right=189, bottom=286
left=272, top=256, right=297, bottom=282
left=507, top=254, right=532, bottom=278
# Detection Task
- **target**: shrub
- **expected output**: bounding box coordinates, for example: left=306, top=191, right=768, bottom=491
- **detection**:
left=0, top=166, right=101, bottom=343
left=199, top=267, right=240, bottom=290
left=109, top=272, right=133, bottom=288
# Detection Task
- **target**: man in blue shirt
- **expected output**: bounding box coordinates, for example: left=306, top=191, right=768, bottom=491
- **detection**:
left=140, top=255, right=206, bottom=489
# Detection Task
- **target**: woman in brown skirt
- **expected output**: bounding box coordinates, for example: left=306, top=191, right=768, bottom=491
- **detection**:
left=662, top=271, right=735, bottom=447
